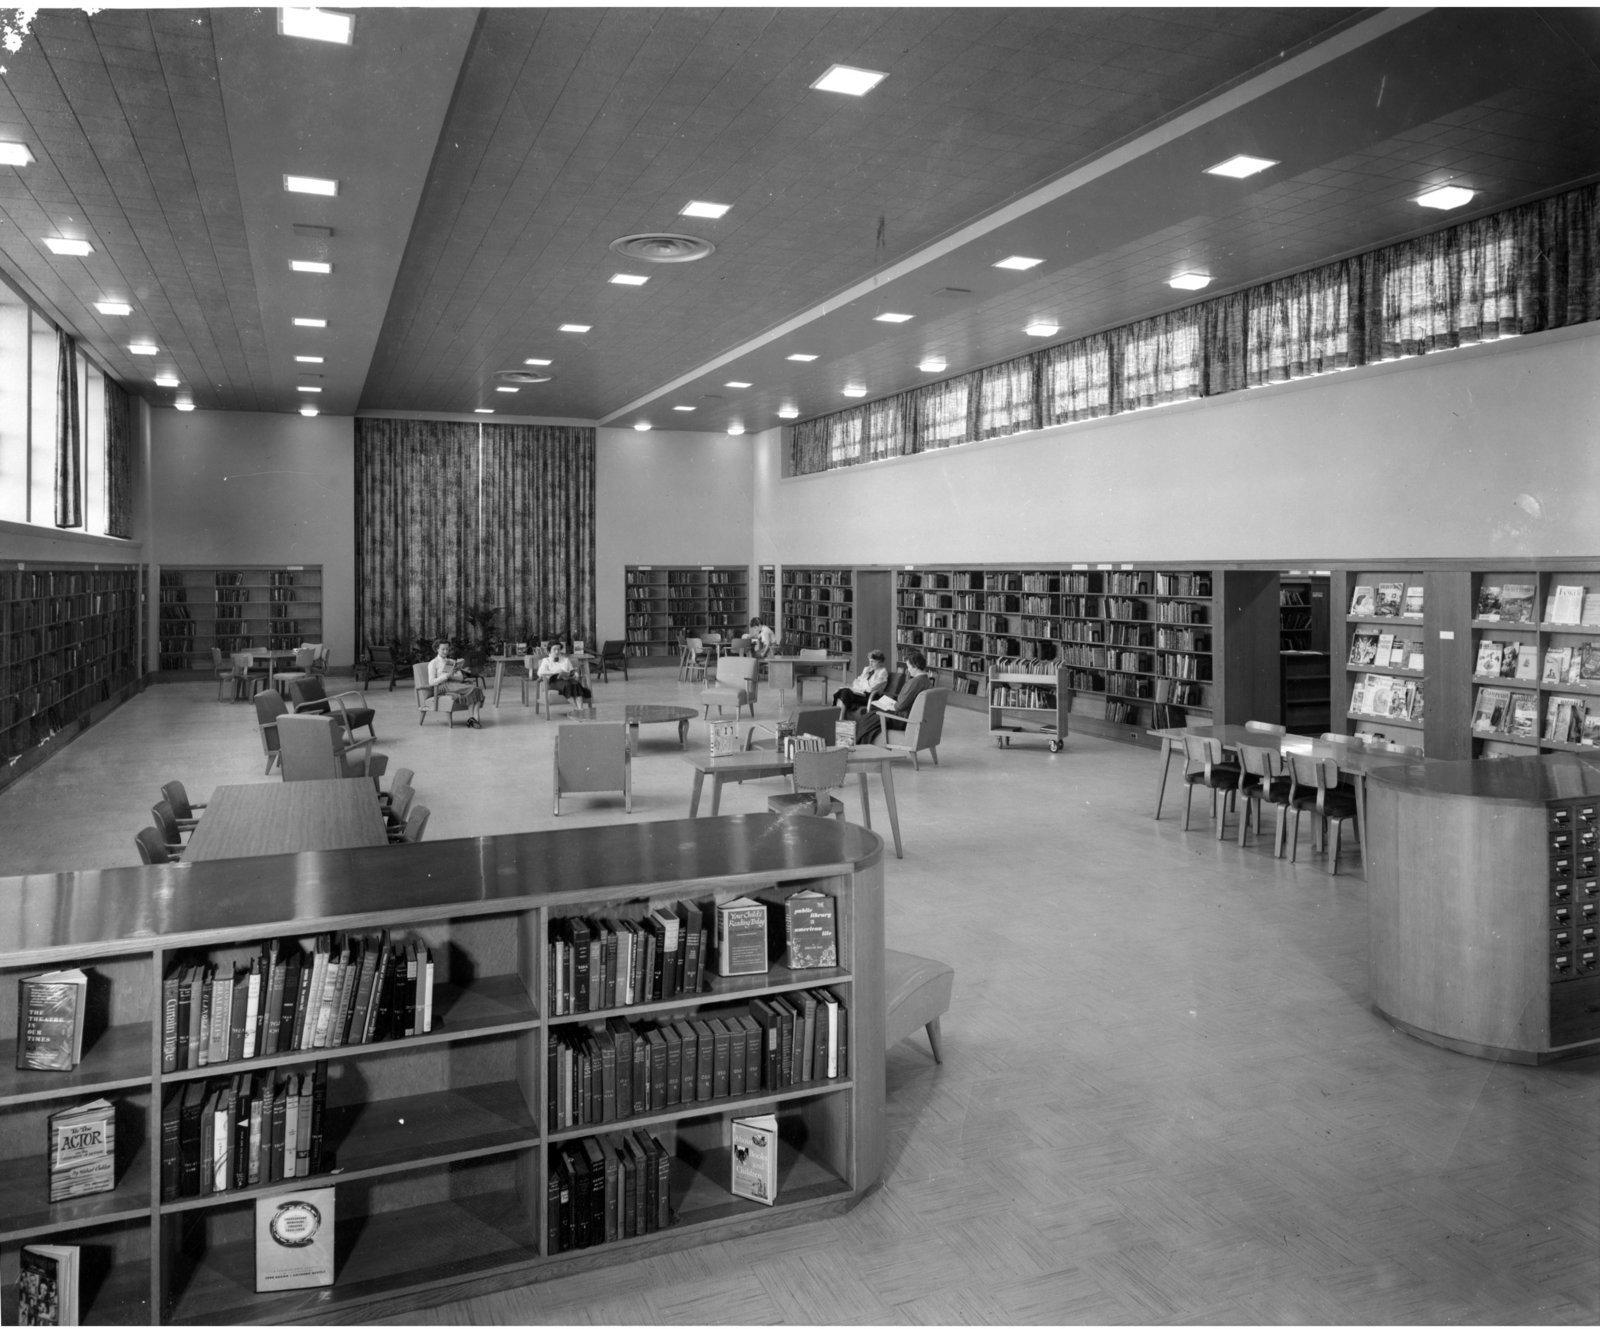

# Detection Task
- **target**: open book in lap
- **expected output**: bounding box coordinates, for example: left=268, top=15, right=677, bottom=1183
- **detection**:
left=870, top=695, right=897, bottom=711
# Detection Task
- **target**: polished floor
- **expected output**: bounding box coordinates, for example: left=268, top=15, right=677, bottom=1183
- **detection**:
left=2, top=669, right=1596, bottom=1324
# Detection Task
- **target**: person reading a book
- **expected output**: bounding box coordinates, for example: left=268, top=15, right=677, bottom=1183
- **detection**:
left=747, top=617, right=776, bottom=658
left=538, top=643, right=592, bottom=707
left=833, top=649, right=889, bottom=715
left=428, top=640, right=485, bottom=728
left=852, top=652, right=932, bottom=745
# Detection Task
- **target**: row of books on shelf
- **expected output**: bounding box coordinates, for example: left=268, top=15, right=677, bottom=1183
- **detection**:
left=162, top=1062, right=329, bottom=1199
left=1473, top=688, right=1600, bottom=745
left=1478, top=582, right=1600, bottom=626
left=549, top=988, right=848, bottom=1131
left=1349, top=582, right=1424, bottom=618
left=1474, top=640, right=1600, bottom=684
left=990, top=684, right=1056, bottom=709
left=162, top=932, right=434, bottom=1073
left=550, top=1128, right=675, bottom=1251
left=2, top=592, right=134, bottom=628
left=1350, top=674, right=1425, bottom=721
left=6, top=568, right=139, bottom=597
left=1350, top=630, right=1424, bottom=671
left=990, top=657, right=1061, bottom=677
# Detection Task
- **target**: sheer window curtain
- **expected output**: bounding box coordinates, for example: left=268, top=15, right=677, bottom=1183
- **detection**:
left=103, top=377, right=133, bottom=539
left=1041, top=335, right=1113, bottom=424
left=53, top=331, right=81, bottom=528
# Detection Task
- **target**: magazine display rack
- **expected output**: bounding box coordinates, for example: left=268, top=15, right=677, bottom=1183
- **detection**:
left=0, top=815, right=885, bottom=1325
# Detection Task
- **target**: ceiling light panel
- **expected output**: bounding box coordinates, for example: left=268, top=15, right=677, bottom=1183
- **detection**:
left=174, top=401, right=195, bottom=412
left=524, top=358, right=552, bottom=367
left=1023, top=321, right=1058, bottom=337
left=1168, top=272, right=1211, bottom=290
left=918, top=357, right=947, bottom=373
left=1416, top=184, right=1475, bottom=210
left=294, top=317, right=326, bottom=328
left=129, top=342, right=158, bottom=355
left=609, top=273, right=648, bottom=286
left=278, top=7, right=354, bottom=44
left=300, top=406, right=319, bottom=416
left=874, top=312, right=913, bottom=323
left=559, top=324, right=591, bottom=333
left=154, top=375, right=179, bottom=387
left=474, top=408, right=493, bottom=414
left=94, top=301, right=131, bottom=316
left=634, top=422, right=651, bottom=431
left=993, top=256, right=1043, bottom=271
left=777, top=407, right=799, bottom=419
left=295, top=355, right=323, bottom=363
left=811, top=64, right=887, bottom=96
left=727, top=424, right=746, bottom=435
left=0, top=142, right=33, bottom=166
left=1205, top=154, right=1278, bottom=179
left=680, top=201, right=730, bottom=219
left=724, top=381, right=751, bottom=389
left=43, top=237, right=92, bottom=255
left=283, top=174, right=338, bottom=196
left=290, top=260, right=332, bottom=273
left=297, top=385, right=322, bottom=393
left=787, top=353, right=817, bottom=362
left=842, top=385, right=867, bottom=397
left=496, top=386, right=518, bottom=393
left=673, top=405, right=695, bottom=412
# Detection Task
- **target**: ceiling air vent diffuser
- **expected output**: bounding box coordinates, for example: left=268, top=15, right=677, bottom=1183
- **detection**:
left=609, top=233, right=716, bottom=264
left=495, top=369, right=552, bottom=384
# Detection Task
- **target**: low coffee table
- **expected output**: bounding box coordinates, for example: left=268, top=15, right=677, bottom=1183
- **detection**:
left=623, top=704, right=696, bottom=753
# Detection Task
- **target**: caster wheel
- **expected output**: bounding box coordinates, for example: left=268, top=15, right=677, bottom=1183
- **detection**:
left=996, top=736, right=1005, bottom=748
left=1049, top=739, right=1062, bottom=753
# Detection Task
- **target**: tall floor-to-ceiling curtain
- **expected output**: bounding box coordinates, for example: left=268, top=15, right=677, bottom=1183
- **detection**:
left=478, top=424, right=595, bottom=645
left=104, top=376, right=133, bottom=539
left=54, top=331, right=81, bottom=528
left=355, top=418, right=595, bottom=656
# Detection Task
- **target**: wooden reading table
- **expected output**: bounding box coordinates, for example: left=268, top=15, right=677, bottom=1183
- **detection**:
left=185, top=780, right=390, bottom=861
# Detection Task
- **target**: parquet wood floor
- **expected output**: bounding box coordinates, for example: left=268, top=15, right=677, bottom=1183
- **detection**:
left=1, top=672, right=1595, bottom=1324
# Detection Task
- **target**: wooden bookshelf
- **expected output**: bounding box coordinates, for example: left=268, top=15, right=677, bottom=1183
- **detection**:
left=0, top=814, right=885, bottom=1325
left=0, top=562, right=142, bottom=791
left=624, top=566, right=747, bottom=659
left=758, top=565, right=775, bottom=632
left=895, top=565, right=1279, bottom=745
left=780, top=567, right=853, bottom=657
left=157, top=566, right=322, bottom=673
left=1334, top=569, right=1431, bottom=751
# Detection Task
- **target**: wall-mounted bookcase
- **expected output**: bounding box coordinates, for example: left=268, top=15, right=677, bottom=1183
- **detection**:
left=780, top=567, right=853, bottom=656
left=1470, top=569, right=1600, bottom=758
left=1339, top=570, right=1429, bottom=750
left=758, top=565, right=775, bottom=632
left=0, top=563, right=142, bottom=787
left=157, top=566, right=322, bottom=673
left=623, top=566, right=748, bottom=659
left=0, top=815, right=885, bottom=1326
left=895, top=565, right=1279, bottom=744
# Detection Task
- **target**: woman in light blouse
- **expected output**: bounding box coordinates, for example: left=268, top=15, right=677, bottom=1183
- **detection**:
left=428, top=640, right=485, bottom=728
left=834, top=649, right=889, bottom=715
left=537, top=643, right=592, bottom=707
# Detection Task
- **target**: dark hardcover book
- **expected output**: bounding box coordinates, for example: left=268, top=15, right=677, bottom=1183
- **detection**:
left=814, top=993, right=832, bottom=1079
left=631, top=1130, right=657, bottom=1234
left=586, top=922, right=604, bottom=1013
left=546, top=1030, right=560, bottom=1130
left=568, top=1147, right=591, bottom=1249
left=294, top=1076, right=313, bottom=1177
left=197, top=967, right=214, bottom=1069
left=249, top=1074, right=270, bottom=1186
left=648, top=1131, right=673, bottom=1231
left=750, top=1000, right=780, bottom=1092
left=671, top=1021, right=697, bottom=1104
left=596, top=1029, right=618, bottom=1123
left=578, top=1039, right=595, bottom=1127
left=625, top=1132, right=650, bottom=1237
left=160, top=1088, right=182, bottom=1200
left=835, top=989, right=849, bottom=1077
left=360, top=931, right=391, bottom=1043
left=738, top=1013, right=764, bottom=1092
left=642, top=913, right=667, bottom=1003
left=227, top=965, right=250, bottom=1063
left=676, top=900, right=703, bottom=996
left=555, top=1153, right=577, bottom=1253
left=796, top=990, right=818, bottom=1081
left=268, top=1075, right=288, bottom=1182
left=708, top=1017, right=732, bottom=1099
left=374, top=946, right=399, bottom=1042
left=605, top=1017, right=634, bottom=1122
left=262, top=949, right=287, bottom=1058
left=233, top=1078, right=252, bottom=1190
left=661, top=1023, right=683, bottom=1107
left=727, top=1017, right=745, bottom=1097
left=599, top=923, right=618, bottom=1010
left=178, top=1079, right=206, bottom=1197
left=309, top=1060, right=329, bottom=1173
left=568, top=917, right=592, bottom=1014
left=617, top=1135, right=638, bottom=1239
left=283, top=948, right=309, bottom=1053
left=656, top=907, right=684, bottom=998
left=690, top=1018, right=715, bottom=1102
left=547, top=1160, right=564, bottom=1251
left=161, top=968, right=180, bottom=1073
left=253, top=942, right=276, bottom=1056
left=638, top=927, right=657, bottom=1007
left=645, top=1028, right=668, bottom=1112
left=580, top=1135, right=608, bottom=1246
left=174, top=965, right=194, bottom=1070
left=775, top=995, right=799, bottom=1087
left=785, top=891, right=839, bottom=969
left=599, top=1135, right=622, bottom=1245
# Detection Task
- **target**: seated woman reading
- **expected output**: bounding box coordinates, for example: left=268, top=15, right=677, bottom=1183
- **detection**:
left=538, top=643, right=592, bottom=708
left=747, top=617, right=776, bottom=659
left=428, top=640, right=485, bottom=728
left=833, top=649, right=889, bottom=715
left=852, top=652, right=933, bottom=745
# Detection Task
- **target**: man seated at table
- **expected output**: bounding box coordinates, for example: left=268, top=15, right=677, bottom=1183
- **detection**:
left=834, top=649, right=890, bottom=716
left=853, top=652, right=933, bottom=745
left=747, top=617, right=776, bottom=659
left=429, top=640, right=485, bottom=728
left=538, top=643, right=592, bottom=707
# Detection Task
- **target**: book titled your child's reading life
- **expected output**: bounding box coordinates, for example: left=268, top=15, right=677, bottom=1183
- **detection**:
left=256, top=1187, right=336, bottom=1292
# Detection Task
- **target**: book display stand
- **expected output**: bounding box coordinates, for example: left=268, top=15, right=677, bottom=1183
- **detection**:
left=624, top=566, right=748, bottom=660
left=156, top=567, right=323, bottom=675
left=987, top=664, right=1068, bottom=751
left=1338, top=568, right=1428, bottom=750
left=0, top=815, right=885, bottom=1325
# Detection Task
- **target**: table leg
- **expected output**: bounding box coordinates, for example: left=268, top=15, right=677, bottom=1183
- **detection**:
left=878, top=760, right=903, bottom=858
left=628, top=722, right=639, bottom=757
left=491, top=661, right=506, bottom=707
left=689, top=770, right=705, bottom=817
left=1354, top=771, right=1368, bottom=881
left=1154, top=740, right=1177, bottom=819
left=855, top=771, right=873, bottom=830
left=678, top=718, right=689, bottom=749
left=710, top=774, right=724, bottom=816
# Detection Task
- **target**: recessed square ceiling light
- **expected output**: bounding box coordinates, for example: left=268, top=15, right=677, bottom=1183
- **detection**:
left=300, top=406, right=319, bottom=417
left=724, top=381, right=751, bottom=389
left=290, top=260, right=332, bottom=274
left=496, top=386, right=518, bottom=393
left=993, top=256, right=1043, bottom=271
left=811, top=64, right=886, bottom=96
left=1023, top=321, right=1058, bottom=338
left=94, top=301, right=132, bottom=316
left=154, top=375, right=180, bottom=387
left=294, top=317, right=327, bottom=328
left=278, top=7, right=354, bottom=44
left=1168, top=272, right=1211, bottom=291
left=787, top=353, right=817, bottom=362
left=559, top=324, right=591, bottom=333
left=524, top=358, right=552, bottom=366
left=842, top=386, right=867, bottom=398
left=1416, top=184, right=1475, bottom=210
left=609, top=273, right=648, bottom=286
left=777, top=406, right=799, bottom=419
left=0, top=142, right=34, bottom=166
left=474, top=408, right=494, bottom=414
left=673, top=405, right=695, bottom=412
left=727, top=424, right=746, bottom=435
left=129, top=342, right=158, bottom=355
left=634, top=422, right=652, bottom=431
left=680, top=200, right=730, bottom=219
left=44, top=237, right=92, bottom=256
left=874, top=312, right=913, bottom=323
left=294, top=355, right=323, bottom=363
left=283, top=174, right=338, bottom=196
left=1205, top=154, right=1278, bottom=179
left=918, top=357, right=947, bottom=373
left=175, top=401, right=195, bottom=412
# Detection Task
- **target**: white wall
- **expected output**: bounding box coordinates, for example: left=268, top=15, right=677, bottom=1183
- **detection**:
left=595, top=426, right=756, bottom=643
left=147, top=409, right=357, bottom=667
left=754, top=323, right=1600, bottom=565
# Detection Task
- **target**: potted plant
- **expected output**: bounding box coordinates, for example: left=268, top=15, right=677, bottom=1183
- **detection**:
left=461, top=602, right=500, bottom=671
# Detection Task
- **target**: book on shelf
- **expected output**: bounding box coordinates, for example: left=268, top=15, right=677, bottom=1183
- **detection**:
left=707, top=720, right=741, bottom=758
left=1582, top=711, right=1600, bottom=747
left=833, top=719, right=856, bottom=748
left=1375, top=582, right=1403, bottom=617
left=48, top=1098, right=116, bottom=1202
left=16, top=969, right=88, bottom=1071
left=1499, top=584, right=1536, bottom=624
left=1408, top=682, right=1425, bottom=722
left=1349, top=680, right=1367, bottom=715
left=715, top=898, right=769, bottom=977
left=1474, top=640, right=1504, bottom=677
left=1402, top=584, right=1425, bottom=618
left=730, top=1113, right=779, bottom=1206
left=1543, top=647, right=1573, bottom=685
left=1472, top=687, right=1512, bottom=733
left=1348, top=585, right=1376, bottom=616
left=1545, top=697, right=1586, bottom=745
left=1364, top=674, right=1392, bottom=717
left=255, top=1186, right=336, bottom=1292
left=1546, top=584, right=1585, bottom=625
left=762, top=888, right=838, bottom=969
left=1510, top=692, right=1539, bottom=739
left=1375, top=632, right=1395, bottom=667
left=1514, top=645, right=1539, bottom=681
left=1389, top=682, right=1417, bottom=721
left=1475, top=584, right=1503, bottom=619
left=1579, top=643, right=1600, bottom=682
left=18, top=1244, right=79, bottom=1326
left=1584, top=592, right=1600, bottom=627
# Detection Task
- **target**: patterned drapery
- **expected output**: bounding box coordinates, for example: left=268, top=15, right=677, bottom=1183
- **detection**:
left=104, top=376, right=133, bottom=539
left=53, top=331, right=81, bottom=528
left=355, top=418, right=596, bottom=657
left=789, top=180, right=1600, bottom=474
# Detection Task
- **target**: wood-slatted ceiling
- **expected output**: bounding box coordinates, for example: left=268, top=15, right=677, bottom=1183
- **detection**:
left=0, top=8, right=1594, bottom=428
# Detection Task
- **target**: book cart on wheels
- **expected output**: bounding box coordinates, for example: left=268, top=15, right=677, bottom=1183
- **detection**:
left=987, top=663, right=1068, bottom=752
left=0, top=814, right=885, bottom=1326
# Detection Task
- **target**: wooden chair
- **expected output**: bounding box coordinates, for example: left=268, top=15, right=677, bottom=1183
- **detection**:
left=412, top=662, right=458, bottom=726
left=288, top=677, right=377, bottom=741
left=680, top=636, right=710, bottom=682
left=1236, top=744, right=1292, bottom=855
left=1180, top=734, right=1242, bottom=838
left=305, top=643, right=330, bottom=676
left=398, top=805, right=431, bottom=843
left=795, top=648, right=831, bottom=704
left=271, top=645, right=317, bottom=695
left=363, top=644, right=403, bottom=691
left=700, top=656, right=759, bottom=719
left=277, top=713, right=387, bottom=784
left=553, top=723, right=632, bottom=815
left=135, top=826, right=178, bottom=865
left=878, top=688, right=948, bottom=770
left=1244, top=719, right=1287, bottom=735
left=768, top=747, right=850, bottom=821
left=885, top=949, right=954, bottom=1064
left=160, top=780, right=206, bottom=832
left=211, top=646, right=257, bottom=702
left=596, top=640, right=629, bottom=683
left=765, top=659, right=795, bottom=709
left=151, top=801, right=188, bottom=857
left=380, top=768, right=415, bottom=827
left=1288, top=753, right=1361, bottom=875
left=1319, top=732, right=1365, bottom=750
left=233, top=649, right=271, bottom=699
left=253, top=690, right=287, bottom=774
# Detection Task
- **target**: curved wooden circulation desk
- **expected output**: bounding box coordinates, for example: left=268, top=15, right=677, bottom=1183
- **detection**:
left=0, top=814, right=885, bottom=1326
left=1367, top=754, right=1600, bottom=1064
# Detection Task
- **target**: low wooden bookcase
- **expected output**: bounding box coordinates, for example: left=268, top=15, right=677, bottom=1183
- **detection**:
left=0, top=815, right=885, bottom=1325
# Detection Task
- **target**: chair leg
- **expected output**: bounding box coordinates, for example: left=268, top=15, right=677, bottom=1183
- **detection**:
left=1289, top=807, right=1300, bottom=862
left=929, top=746, right=938, bottom=766
left=1182, top=783, right=1194, bottom=831
left=1274, top=804, right=1288, bottom=858
left=1238, top=794, right=1253, bottom=847
left=1329, top=819, right=1342, bottom=875
left=924, top=1017, right=944, bottom=1064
